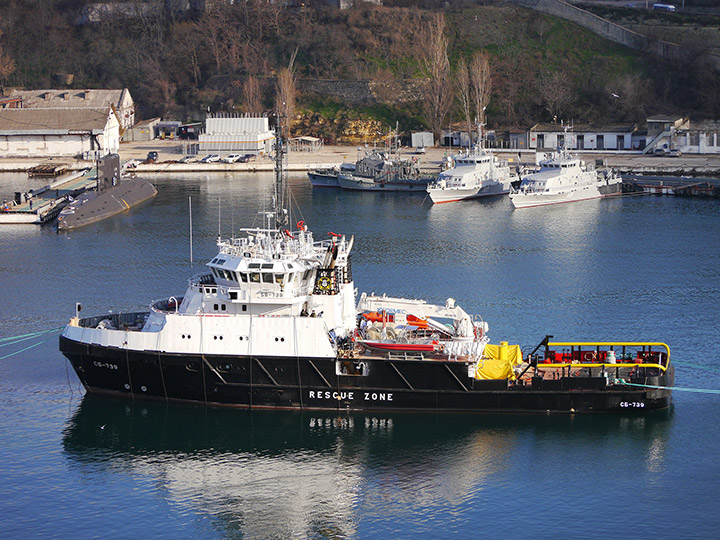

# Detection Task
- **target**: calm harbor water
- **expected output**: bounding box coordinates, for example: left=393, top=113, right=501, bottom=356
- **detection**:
left=1, top=171, right=720, bottom=539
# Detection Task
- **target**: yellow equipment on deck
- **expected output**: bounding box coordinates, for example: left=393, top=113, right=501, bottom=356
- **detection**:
left=475, top=341, right=523, bottom=380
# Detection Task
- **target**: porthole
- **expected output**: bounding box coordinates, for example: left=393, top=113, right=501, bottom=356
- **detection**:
left=186, top=361, right=200, bottom=372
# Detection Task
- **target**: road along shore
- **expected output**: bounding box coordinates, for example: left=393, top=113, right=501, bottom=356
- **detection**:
left=1, top=139, right=719, bottom=177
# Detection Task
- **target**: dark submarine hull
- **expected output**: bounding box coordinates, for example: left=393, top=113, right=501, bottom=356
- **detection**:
left=57, top=177, right=157, bottom=230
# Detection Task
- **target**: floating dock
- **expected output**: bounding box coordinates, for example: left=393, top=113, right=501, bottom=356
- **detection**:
left=623, top=176, right=720, bottom=198
left=28, top=163, right=69, bottom=177
left=0, top=168, right=95, bottom=224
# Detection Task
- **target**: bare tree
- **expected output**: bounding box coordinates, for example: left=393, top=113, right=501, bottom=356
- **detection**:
left=243, top=75, right=262, bottom=114
left=0, top=34, right=15, bottom=87
left=276, top=48, right=298, bottom=138
left=537, top=68, right=575, bottom=122
left=419, top=13, right=453, bottom=144
left=470, top=51, right=492, bottom=129
left=456, top=58, right=472, bottom=147
left=608, top=73, right=649, bottom=123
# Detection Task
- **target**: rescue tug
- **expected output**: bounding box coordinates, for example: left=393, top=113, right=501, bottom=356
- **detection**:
left=59, top=131, right=673, bottom=413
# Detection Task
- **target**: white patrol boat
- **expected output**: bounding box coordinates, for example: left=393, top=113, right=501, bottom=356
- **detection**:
left=426, top=126, right=518, bottom=204
left=510, top=128, right=622, bottom=209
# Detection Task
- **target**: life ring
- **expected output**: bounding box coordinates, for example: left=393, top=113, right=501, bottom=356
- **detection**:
left=283, top=229, right=295, bottom=239
left=317, top=275, right=332, bottom=291
left=297, top=220, right=306, bottom=231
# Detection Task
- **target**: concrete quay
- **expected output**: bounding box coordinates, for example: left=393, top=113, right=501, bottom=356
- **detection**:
left=118, top=140, right=720, bottom=177
left=1, top=139, right=720, bottom=177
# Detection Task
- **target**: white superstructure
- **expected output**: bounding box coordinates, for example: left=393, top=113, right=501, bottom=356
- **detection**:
left=509, top=152, right=622, bottom=209
left=426, top=133, right=517, bottom=204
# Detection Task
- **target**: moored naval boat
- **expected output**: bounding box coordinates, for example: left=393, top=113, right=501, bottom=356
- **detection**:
left=426, top=127, right=518, bottom=204
left=56, top=154, right=157, bottom=230
left=336, top=151, right=433, bottom=192
left=59, top=131, right=673, bottom=413
left=509, top=128, right=622, bottom=209
left=307, top=162, right=356, bottom=188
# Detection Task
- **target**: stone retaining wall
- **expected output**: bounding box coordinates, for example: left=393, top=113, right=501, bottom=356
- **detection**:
left=507, top=0, right=720, bottom=68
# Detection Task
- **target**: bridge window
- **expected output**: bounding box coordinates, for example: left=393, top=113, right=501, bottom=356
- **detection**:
left=262, top=273, right=273, bottom=284
left=250, top=273, right=260, bottom=283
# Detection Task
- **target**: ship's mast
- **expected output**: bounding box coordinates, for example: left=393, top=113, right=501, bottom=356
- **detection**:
left=273, top=119, right=289, bottom=229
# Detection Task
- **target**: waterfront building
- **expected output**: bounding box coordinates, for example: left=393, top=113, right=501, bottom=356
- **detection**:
left=198, top=113, right=274, bottom=155
left=6, top=88, right=135, bottom=131
left=0, top=108, right=120, bottom=158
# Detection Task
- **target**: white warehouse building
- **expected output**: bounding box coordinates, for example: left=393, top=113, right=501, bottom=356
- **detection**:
left=199, top=114, right=274, bottom=154
left=0, top=108, right=120, bottom=158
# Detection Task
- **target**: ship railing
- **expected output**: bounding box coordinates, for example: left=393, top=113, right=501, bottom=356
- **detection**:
left=189, top=272, right=216, bottom=286
left=151, top=297, right=184, bottom=314
left=523, top=339, right=670, bottom=376
left=77, top=311, right=150, bottom=331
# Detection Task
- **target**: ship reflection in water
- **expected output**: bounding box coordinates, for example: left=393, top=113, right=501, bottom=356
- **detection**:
left=62, top=396, right=673, bottom=539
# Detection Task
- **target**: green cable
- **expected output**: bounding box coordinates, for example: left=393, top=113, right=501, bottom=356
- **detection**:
left=619, top=380, right=720, bottom=395
left=0, top=328, right=63, bottom=348
left=0, top=327, right=63, bottom=344
left=0, top=338, right=51, bottom=361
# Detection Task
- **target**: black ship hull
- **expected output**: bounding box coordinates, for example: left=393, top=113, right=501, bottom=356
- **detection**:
left=60, top=336, right=674, bottom=414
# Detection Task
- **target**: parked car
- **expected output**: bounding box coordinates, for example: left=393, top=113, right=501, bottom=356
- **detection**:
left=146, top=151, right=159, bottom=162
left=223, top=154, right=242, bottom=163
left=236, top=153, right=256, bottom=163
left=200, top=154, right=221, bottom=163
left=178, top=155, right=197, bottom=163
left=416, top=146, right=426, bottom=154
left=123, top=159, right=141, bottom=170
left=667, top=148, right=682, bottom=157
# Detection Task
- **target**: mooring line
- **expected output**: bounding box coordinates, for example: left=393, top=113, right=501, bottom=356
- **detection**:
left=0, top=337, right=54, bottom=361
left=0, top=328, right=63, bottom=349
left=0, top=327, right=63, bottom=346
left=619, top=380, right=720, bottom=395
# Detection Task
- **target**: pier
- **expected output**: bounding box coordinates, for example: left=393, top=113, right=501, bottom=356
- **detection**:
left=0, top=168, right=95, bottom=224
left=622, top=176, right=720, bottom=198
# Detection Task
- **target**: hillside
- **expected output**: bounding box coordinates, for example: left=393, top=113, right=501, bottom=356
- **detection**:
left=0, top=1, right=717, bottom=140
